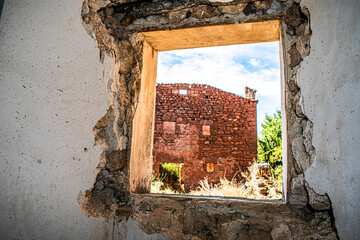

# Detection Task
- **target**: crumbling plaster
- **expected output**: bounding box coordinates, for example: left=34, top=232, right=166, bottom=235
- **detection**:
left=298, top=0, right=360, bottom=239
left=78, top=0, right=340, bottom=239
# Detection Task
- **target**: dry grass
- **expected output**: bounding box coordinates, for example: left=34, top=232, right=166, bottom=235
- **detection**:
left=151, top=163, right=282, bottom=200
left=151, top=179, right=185, bottom=195
left=151, top=181, right=178, bottom=194
left=189, top=163, right=282, bottom=200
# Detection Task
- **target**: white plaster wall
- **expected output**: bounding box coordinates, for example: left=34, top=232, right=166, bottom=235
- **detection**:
left=0, top=0, right=113, bottom=238
left=0, top=0, right=156, bottom=239
left=299, top=0, right=360, bottom=239
left=0, top=1, right=167, bottom=238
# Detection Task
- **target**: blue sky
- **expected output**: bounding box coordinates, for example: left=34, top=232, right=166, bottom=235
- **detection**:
left=156, top=41, right=281, bottom=133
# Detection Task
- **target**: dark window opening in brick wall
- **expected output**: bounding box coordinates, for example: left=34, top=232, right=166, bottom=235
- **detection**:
left=179, top=89, right=187, bottom=95
left=153, top=83, right=258, bottom=192
left=202, top=125, right=210, bottom=135
left=163, top=121, right=175, bottom=134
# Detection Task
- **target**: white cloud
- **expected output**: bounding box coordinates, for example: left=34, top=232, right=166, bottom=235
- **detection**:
left=249, top=58, right=261, bottom=67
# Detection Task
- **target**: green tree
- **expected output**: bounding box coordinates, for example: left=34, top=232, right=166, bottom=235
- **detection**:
left=257, top=110, right=282, bottom=171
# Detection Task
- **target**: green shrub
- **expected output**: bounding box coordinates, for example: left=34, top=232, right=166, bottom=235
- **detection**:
left=159, top=163, right=180, bottom=185
left=258, top=110, right=282, bottom=169
left=273, top=164, right=283, bottom=181
left=258, top=110, right=283, bottom=181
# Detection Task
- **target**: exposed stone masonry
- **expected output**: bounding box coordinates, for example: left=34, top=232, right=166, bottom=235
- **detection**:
left=153, top=84, right=257, bottom=191
left=77, top=0, right=339, bottom=239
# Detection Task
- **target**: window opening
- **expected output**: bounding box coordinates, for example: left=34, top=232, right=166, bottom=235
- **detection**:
left=148, top=27, right=283, bottom=200
left=206, top=163, right=215, bottom=173
left=152, top=163, right=184, bottom=194
left=163, top=121, right=175, bottom=134
left=202, top=125, right=211, bottom=136
left=179, top=89, right=187, bottom=95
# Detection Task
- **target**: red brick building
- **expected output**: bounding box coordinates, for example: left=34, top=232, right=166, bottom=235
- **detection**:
left=153, top=83, right=258, bottom=191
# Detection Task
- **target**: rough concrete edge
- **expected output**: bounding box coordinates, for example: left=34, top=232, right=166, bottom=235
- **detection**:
left=285, top=3, right=339, bottom=236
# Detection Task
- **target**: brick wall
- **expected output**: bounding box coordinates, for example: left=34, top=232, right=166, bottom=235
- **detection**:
left=153, top=84, right=257, bottom=191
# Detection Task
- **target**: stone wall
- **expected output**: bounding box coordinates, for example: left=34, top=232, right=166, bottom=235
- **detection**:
left=77, top=0, right=339, bottom=239
left=153, top=84, right=257, bottom=190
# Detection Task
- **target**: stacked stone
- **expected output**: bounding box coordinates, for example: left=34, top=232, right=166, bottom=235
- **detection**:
left=153, top=83, right=258, bottom=191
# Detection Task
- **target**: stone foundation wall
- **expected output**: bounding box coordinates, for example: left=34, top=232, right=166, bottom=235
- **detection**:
left=153, top=84, right=257, bottom=190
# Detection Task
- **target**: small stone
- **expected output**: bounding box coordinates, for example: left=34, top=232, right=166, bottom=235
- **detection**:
left=88, top=1, right=101, bottom=11
left=146, top=15, right=167, bottom=24
left=271, top=224, right=291, bottom=240
left=105, top=7, right=114, bottom=16
left=121, top=16, right=132, bottom=25
left=110, top=203, right=118, bottom=211
left=218, top=3, right=247, bottom=14
left=284, top=4, right=303, bottom=28
left=292, top=136, right=310, bottom=172
left=303, top=120, right=314, bottom=154
left=259, top=187, right=268, bottom=195
left=131, top=18, right=145, bottom=26
left=254, top=0, right=273, bottom=11
left=296, top=24, right=311, bottom=58
left=288, top=43, right=302, bottom=68
left=114, top=13, right=125, bottom=22
left=307, top=186, right=331, bottom=211
left=119, top=40, right=134, bottom=74
left=243, top=3, right=257, bottom=16
left=291, top=174, right=306, bottom=195
left=168, top=9, right=189, bottom=24
left=288, top=79, right=300, bottom=94
left=289, top=194, right=308, bottom=207
left=191, top=5, right=217, bottom=18
left=310, top=218, right=321, bottom=226
left=88, top=0, right=111, bottom=10
left=293, top=92, right=305, bottom=118
left=289, top=175, right=308, bottom=207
